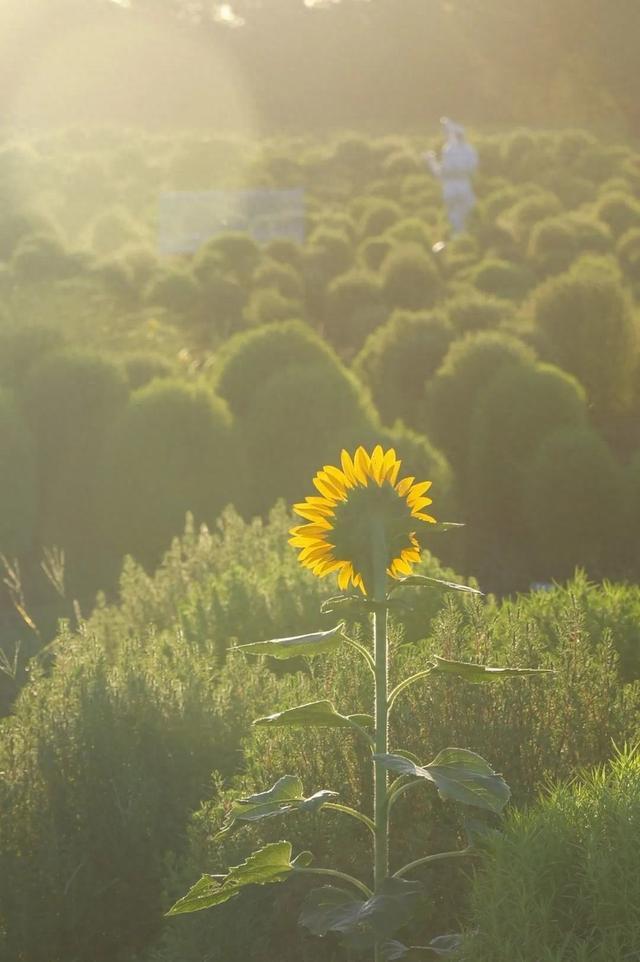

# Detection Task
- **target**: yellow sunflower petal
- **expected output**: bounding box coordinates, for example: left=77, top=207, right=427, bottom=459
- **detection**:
left=340, top=449, right=358, bottom=485
left=396, top=476, right=415, bottom=497
left=313, top=473, right=345, bottom=501
left=338, top=563, right=354, bottom=590
left=293, top=505, right=335, bottom=524
left=414, top=512, right=436, bottom=523
left=407, top=480, right=433, bottom=501
left=409, top=497, right=433, bottom=513
left=324, top=464, right=351, bottom=491
left=353, top=446, right=371, bottom=485
left=380, top=448, right=398, bottom=483
left=370, top=445, right=385, bottom=484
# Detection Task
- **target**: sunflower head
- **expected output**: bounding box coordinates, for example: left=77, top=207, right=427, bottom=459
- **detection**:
left=289, top=445, right=436, bottom=595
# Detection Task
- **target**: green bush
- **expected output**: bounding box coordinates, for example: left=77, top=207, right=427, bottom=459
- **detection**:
left=381, top=243, right=441, bottom=310
left=244, top=286, right=302, bottom=327
left=11, top=233, right=84, bottom=284
left=323, top=269, right=385, bottom=353
left=359, top=235, right=394, bottom=271
left=0, top=323, right=66, bottom=392
left=358, top=198, right=402, bottom=238
left=443, top=290, right=511, bottom=334
left=616, top=226, right=640, bottom=276
left=209, top=232, right=261, bottom=283
left=527, top=215, right=578, bottom=275
left=467, top=363, right=588, bottom=584
left=146, top=267, right=202, bottom=318
left=466, top=749, right=640, bottom=962
left=263, top=237, right=303, bottom=271
left=595, top=190, right=640, bottom=238
left=212, top=320, right=338, bottom=419
left=305, top=227, right=353, bottom=279
left=523, top=426, right=628, bottom=583
left=252, top=258, right=304, bottom=301
left=424, top=331, right=536, bottom=475
left=531, top=263, right=640, bottom=415
left=502, top=191, right=563, bottom=245
left=102, top=380, right=242, bottom=568
left=0, top=622, right=247, bottom=962
left=354, top=309, right=453, bottom=428
left=0, top=389, right=37, bottom=557
left=468, top=257, right=534, bottom=300
left=122, top=352, right=175, bottom=391
left=241, top=360, right=378, bottom=515
left=23, top=349, right=130, bottom=591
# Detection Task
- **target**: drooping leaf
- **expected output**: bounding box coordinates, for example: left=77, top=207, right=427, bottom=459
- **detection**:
left=299, top=877, right=424, bottom=949
left=254, top=700, right=371, bottom=730
left=374, top=748, right=510, bottom=814
left=215, top=775, right=338, bottom=839
left=389, top=575, right=483, bottom=596
left=431, top=655, right=554, bottom=684
left=382, top=935, right=465, bottom=959
left=426, top=522, right=465, bottom=533
left=234, top=624, right=344, bottom=660
left=166, top=841, right=310, bottom=916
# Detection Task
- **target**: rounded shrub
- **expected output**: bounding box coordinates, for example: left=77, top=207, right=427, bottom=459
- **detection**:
left=443, top=290, right=511, bottom=334
left=616, top=227, right=640, bottom=277
left=467, top=362, right=588, bottom=542
left=381, top=244, right=441, bottom=311
left=354, top=309, right=453, bottom=428
left=527, top=216, right=578, bottom=275
left=11, top=233, right=84, bottom=285
left=122, top=352, right=175, bottom=391
left=103, top=380, right=242, bottom=567
left=358, top=199, right=402, bottom=239
left=532, top=263, right=640, bottom=415
left=305, top=227, right=353, bottom=279
left=595, top=191, right=640, bottom=238
left=502, top=191, right=563, bottom=245
left=209, top=232, right=260, bottom=282
left=242, top=360, right=378, bottom=515
left=359, top=236, right=394, bottom=271
left=323, top=269, right=386, bottom=354
left=523, top=426, right=627, bottom=582
left=24, top=350, right=130, bottom=590
left=252, top=259, right=304, bottom=301
left=145, top=267, right=201, bottom=317
left=244, top=287, right=302, bottom=327
left=0, top=389, right=37, bottom=557
left=424, top=331, right=537, bottom=475
left=263, top=238, right=303, bottom=271
left=468, top=258, right=534, bottom=301
left=0, top=323, right=66, bottom=392
left=212, top=320, right=339, bottom=419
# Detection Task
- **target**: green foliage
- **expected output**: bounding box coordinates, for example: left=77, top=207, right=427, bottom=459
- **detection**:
left=212, top=319, right=339, bottom=419
left=354, top=310, right=454, bottom=428
left=0, top=388, right=37, bottom=557
left=467, top=363, right=588, bottom=580
left=102, top=379, right=242, bottom=568
left=466, top=749, right=640, bottom=962
left=424, top=331, right=536, bottom=475
left=146, top=266, right=202, bottom=318
left=23, top=348, right=130, bottom=591
left=241, top=361, right=377, bottom=515
left=523, top=427, right=628, bottom=582
left=468, top=258, right=534, bottom=300
left=531, top=262, right=640, bottom=415
left=122, top=351, right=175, bottom=391
left=359, top=199, right=402, bottom=239
left=595, top=190, right=640, bottom=237
left=443, top=291, right=511, bottom=334
left=324, top=269, right=386, bottom=354
left=527, top=216, right=578, bottom=275
left=0, top=322, right=66, bottom=392
left=381, top=245, right=442, bottom=311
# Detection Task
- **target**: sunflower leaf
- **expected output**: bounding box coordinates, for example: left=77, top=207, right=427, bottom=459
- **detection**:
left=165, top=841, right=307, bottom=916
left=299, top=877, right=424, bottom=949
left=254, top=700, right=368, bottom=730
left=215, top=775, right=339, bottom=840
left=374, top=749, right=510, bottom=814
left=382, top=940, right=463, bottom=960
left=234, top=624, right=344, bottom=660
left=431, top=655, right=554, bottom=684
left=389, top=576, right=483, bottom=596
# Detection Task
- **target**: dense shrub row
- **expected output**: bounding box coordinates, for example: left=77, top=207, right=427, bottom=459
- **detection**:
left=1, top=513, right=639, bottom=962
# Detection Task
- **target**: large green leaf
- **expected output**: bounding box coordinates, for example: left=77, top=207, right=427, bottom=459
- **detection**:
left=254, top=700, right=373, bottom=730
left=299, top=877, right=423, bottom=949
left=234, top=624, right=344, bottom=660
left=375, top=748, right=510, bottom=814
left=389, top=575, right=483, bottom=596
left=166, top=841, right=311, bottom=916
left=383, top=935, right=464, bottom=958
left=431, top=655, right=553, bottom=684
left=215, top=775, right=338, bottom=839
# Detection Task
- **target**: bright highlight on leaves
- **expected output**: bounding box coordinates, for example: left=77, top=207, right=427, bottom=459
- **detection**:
left=299, top=877, right=424, bottom=949
left=234, top=623, right=345, bottom=659
left=431, top=655, right=554, bottom=684
left=289, top=444, right=436, bottom=594
left=166, top=841, right=312, bottom=916
left=375, top=748, right=511, bottom=814
left=215, top=775, right=338, bottom=839
left=253, top=699, right=373, bottom=731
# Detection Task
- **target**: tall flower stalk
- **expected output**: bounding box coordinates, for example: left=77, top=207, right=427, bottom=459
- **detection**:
left=168, top=446, right=550, bottom=960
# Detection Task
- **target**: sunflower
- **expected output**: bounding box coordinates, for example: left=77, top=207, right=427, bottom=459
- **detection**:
left=289, top=445, right=436, bottom=595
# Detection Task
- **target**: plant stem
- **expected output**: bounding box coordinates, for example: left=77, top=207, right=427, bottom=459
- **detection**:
left=371, top=518, right=389, bottom=962
left=292, top=867, right=373, bottom=899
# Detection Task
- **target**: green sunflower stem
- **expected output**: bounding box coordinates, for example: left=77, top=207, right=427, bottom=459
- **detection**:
left=371, top=518, right=389, bottom=962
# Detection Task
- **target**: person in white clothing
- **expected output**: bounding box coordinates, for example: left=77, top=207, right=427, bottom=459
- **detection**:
left=424, top=118, right=478, bottom=236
